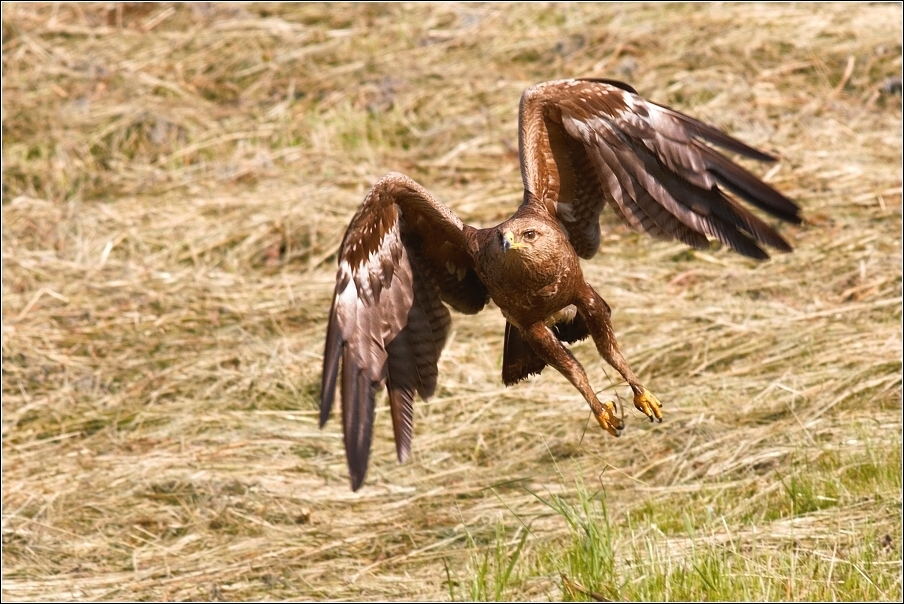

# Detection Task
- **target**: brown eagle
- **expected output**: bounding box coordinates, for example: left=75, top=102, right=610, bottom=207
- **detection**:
left=320, top=78, right=800, bottom=490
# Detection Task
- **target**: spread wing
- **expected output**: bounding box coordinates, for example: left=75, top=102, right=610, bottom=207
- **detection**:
left=518, top=78, right=801, bottom=260
left=320, top=172, right=488, bottom=491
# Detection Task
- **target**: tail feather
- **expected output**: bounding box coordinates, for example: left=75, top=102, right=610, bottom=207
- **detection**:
left=501, top=314, right=590, bottom=385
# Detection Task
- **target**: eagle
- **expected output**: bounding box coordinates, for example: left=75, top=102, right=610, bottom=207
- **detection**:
left=320, top=78, right=800, bottom=491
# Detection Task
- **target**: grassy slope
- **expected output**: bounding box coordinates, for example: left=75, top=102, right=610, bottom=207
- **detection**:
left=2, top=3, right=901, bottom=600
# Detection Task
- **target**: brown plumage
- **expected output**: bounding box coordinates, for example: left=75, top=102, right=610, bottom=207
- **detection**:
left=320, top=78, right=801, bottom=491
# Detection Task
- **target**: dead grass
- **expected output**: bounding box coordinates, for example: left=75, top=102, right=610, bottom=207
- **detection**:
left=2, top=2, right=901, bottom=601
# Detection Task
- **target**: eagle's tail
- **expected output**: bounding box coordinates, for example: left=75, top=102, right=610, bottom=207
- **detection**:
left=501, top=314, right=590, bottom=385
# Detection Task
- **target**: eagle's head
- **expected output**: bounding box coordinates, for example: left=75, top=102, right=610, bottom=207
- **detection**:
left=496, top=217, right=570, bottom=268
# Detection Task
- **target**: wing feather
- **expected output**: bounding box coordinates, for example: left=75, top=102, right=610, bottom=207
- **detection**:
left=576, top=122, right=709, bottom=247
left=320, top=172, right=487, bottom=490
left=575, top=120, right=776, bottom=258
left=518, top=79, right=800, bottom=259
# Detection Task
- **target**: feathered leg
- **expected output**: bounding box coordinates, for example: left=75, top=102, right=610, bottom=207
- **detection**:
left=522, top=322, right=624, bottom=436
left=575, top=284, right=663, bottom=423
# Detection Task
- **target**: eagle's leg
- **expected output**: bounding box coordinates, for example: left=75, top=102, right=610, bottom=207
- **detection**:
left=576, top=285, right=663, bottom=423
left=523, top=322, right=623, bottom=436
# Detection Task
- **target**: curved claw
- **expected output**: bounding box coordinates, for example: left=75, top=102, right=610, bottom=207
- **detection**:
left=593, top=400, right=624, bottom=437
left=634, top=388, right=663, bottom=423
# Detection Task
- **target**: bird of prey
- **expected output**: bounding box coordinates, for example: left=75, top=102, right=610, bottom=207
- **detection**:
left=320, top=78, right=800, bottom=491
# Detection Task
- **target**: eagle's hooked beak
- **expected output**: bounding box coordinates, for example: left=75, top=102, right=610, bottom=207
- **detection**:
left=502, top=230, right=527, bottom=252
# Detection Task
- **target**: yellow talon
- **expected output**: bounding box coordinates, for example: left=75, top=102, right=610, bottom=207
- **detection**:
left=634, top=388, right=663, bottom=422
left=593, top=400, right=624, bottom=437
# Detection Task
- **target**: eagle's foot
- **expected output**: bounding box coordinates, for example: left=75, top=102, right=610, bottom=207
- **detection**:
left=633, top=388, right=663, bottom=423
left=592, top=400, right=623, bottom=437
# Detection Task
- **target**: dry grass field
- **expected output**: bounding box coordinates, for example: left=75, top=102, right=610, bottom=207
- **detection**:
left=2, top=3, right=902, bottom=601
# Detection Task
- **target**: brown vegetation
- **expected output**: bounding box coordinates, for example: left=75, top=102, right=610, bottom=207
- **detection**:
left=2, top=3, right=901, bottom=600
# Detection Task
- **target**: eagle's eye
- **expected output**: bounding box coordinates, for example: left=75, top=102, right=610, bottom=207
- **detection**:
left=523, top=229, right=537, bottom=241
